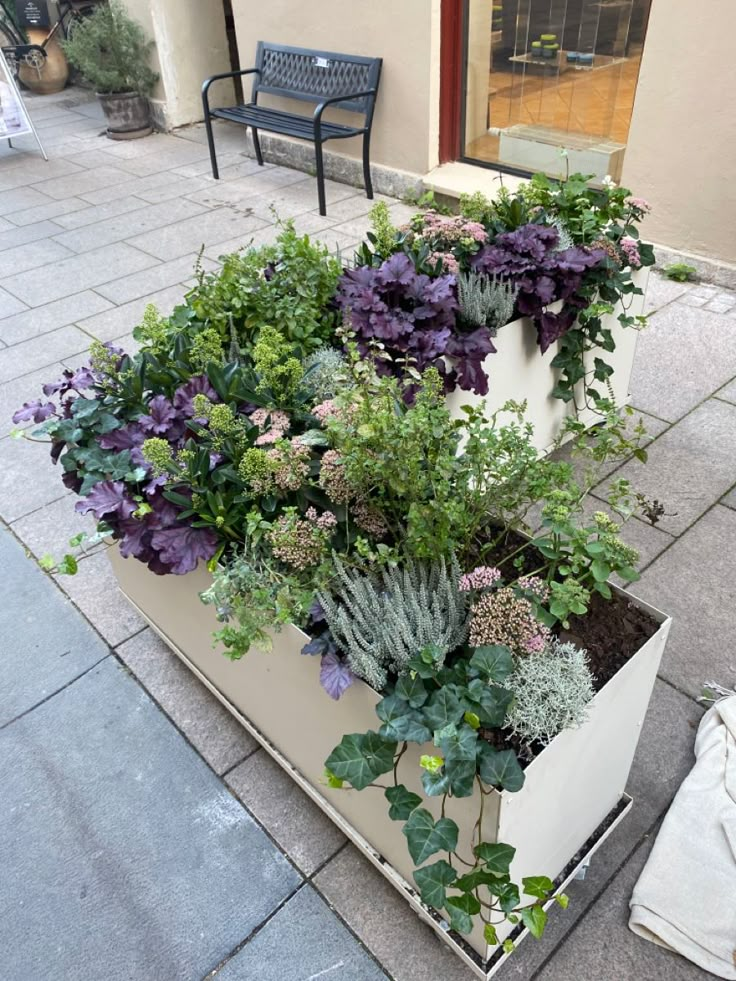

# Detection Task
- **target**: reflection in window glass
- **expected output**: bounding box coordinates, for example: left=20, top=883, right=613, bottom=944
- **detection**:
left=463, top=0, right=652, bottom=181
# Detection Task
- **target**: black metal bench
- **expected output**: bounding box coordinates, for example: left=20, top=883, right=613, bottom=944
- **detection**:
left=202, top=42, right=383, bottom=217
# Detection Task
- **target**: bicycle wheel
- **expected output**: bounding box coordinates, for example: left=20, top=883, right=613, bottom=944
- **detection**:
left=64, top=2, right=99, bottom=41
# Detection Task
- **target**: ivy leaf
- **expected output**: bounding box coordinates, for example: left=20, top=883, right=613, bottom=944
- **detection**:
left=421, top=767, right=451, bottom=797
left=476, top=744, right=525, bottom=792
left=468, top=645, right=514, bottom=683
left=556, top=893, right=570, bottom=909
left=484, top=923, right=499, bottom=946
left=423, top=688, right=464, bottom=732
left=413, top=859, right=457, bottom=908
left=521, top=904, right=547, bottom=939
left=440, top=724, right=478, bottom=761
left=523, top=875, right=554, bottom=900
left=385, top=784, right=422, bottom=820
left=465, top=679, right=513, bottom=728
left=377, top=694, right=432, bottom=743
left=394, top=673, right=429, bottom=708
left=325, top=731, right=396, bottom=791
left=402, top=809, right=459, bottom=865
left=443, top=758, right=476, bottom=798
left=492, top=881, right=521, bottom=913
left=473, top=841, right=516, bottom=875
left=445, top=892, right=481, bottom=934
left=454, top=867, right=501, bottom=891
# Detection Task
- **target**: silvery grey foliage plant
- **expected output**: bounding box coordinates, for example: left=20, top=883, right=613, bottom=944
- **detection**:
left=505, top=640, right=595, bottom=749
left=457, top=270, right=519, bottom=335
left=318, top=555, right=469, bottom=691
left=550, top=217, right=574, bottom=252
left=302, top=346, right=347, bottom=401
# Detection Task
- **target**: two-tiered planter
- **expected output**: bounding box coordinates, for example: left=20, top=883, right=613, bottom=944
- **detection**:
left=109, top=543, right=670, bottom=978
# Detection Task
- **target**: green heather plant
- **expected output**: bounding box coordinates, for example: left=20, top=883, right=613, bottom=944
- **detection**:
left=61, top=0, right=158, bottom=96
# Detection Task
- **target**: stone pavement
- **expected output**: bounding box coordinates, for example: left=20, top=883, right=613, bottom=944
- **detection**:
left=1, top=88, right=735, bottom=981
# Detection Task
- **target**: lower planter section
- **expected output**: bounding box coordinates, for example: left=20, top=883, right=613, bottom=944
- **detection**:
left=108, top=546, right=670, bottom=975
left=446, top=268, right=648, bottom=450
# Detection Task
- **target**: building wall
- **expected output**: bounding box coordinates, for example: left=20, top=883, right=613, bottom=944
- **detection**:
left=121, top=0, right=232, bottom=130
left=622, top=0, right=736, bottom=264
left=229, top=0, right=442, bottom=177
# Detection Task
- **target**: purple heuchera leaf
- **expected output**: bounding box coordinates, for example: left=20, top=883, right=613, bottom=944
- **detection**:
left=70, top=366, right=96, bottom=390
left=139, top=395, right=177, bottom=435
left=43, top=369, right=74, bottom=397
left=150, top=524, right=218, bottom=575
left=97, top=422, right=145, bottom=451
left=173, top=375, right=218, bottom=416
left=75, top=480, right=137, bottom=520
left=12, top=400, right=55, bottom=424
left=445, top=327, right=496, bottom=395
left=319, top=651, right=355, bottom=700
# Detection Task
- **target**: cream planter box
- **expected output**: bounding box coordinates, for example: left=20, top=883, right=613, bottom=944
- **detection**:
left=447, top=268, right=649, bottom=450
left=109, top=545, right=670, bottom=974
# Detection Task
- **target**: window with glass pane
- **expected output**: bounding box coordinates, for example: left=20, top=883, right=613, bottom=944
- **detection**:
left=463, top=0, right=652, bottom=181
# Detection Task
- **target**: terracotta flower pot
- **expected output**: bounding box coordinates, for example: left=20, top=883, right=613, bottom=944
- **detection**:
left=97, top=91, right=152, bottom=140
left=18, top=28, right=69, bottom=95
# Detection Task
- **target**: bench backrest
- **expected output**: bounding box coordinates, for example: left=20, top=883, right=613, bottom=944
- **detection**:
left=253, top=42, right=382, bottom=114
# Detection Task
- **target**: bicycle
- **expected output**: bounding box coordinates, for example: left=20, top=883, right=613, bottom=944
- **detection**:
left=0, top=1, right=102, bottom=81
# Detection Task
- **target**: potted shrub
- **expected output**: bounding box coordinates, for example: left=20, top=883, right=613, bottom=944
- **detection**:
left=12, top=182, right=664, bottom=974
left=61, top=0, right=158, bottom=139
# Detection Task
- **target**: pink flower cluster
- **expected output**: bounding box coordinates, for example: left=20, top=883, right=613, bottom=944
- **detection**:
left=252, top=408, right=290, bottom=446
left=459, top=566, right=502, bottom=592
left=418, top=211, right=488, bottom=244
left=517, top=576, right=550, bottom=602
left=306, top=506, right=337, bottom=532
left=469, top=586, right=551, bottom=656
left=267, top=437, right=310, bottom=490
left=352, top=500, right=388, bottom=538
left=319, top=449, right=353, bottom=504
left=429, top=251, right=460, bottom=275
left=620, top=236, right=642, bottom=269
left=268, top=507, right=337, bottom=571
left=312, top=399, right=340, bottom=422
left=626, top=197, right=651, bottom=213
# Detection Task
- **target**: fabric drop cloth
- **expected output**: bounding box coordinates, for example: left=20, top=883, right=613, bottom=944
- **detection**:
left=629, top=694, right=736, bottom=979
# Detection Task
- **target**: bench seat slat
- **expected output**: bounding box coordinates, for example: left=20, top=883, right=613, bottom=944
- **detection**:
left=210, top=104, right=364, bottom=141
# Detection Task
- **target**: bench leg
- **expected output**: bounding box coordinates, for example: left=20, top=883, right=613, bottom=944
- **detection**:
left=204, top=113, right=219, bottom=180
left=362, top=132, right=373, bottom=200
left=251, top=128, right=264, bottom=166
left=315, top=140, right=327, bottom=216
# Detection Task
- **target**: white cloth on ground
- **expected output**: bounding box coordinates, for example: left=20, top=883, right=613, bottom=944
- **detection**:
left=629, top=694, right=736, bottom=979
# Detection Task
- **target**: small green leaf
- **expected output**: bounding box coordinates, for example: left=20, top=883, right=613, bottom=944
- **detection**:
left=323, top=768, right=344, bottom=789
left=522, top=875, right=554, bottom=900
left=39, top=554, right=55, bottom=571
left=521, top=904, right=547, bottom=939
left=377, top=694, right=432, bottom=744
left=502, top=939, right=515, bottom=954
left=325, top=731, right=396, bottom=791
left=476, top=744, right=525, bottom=792
left=419, top=754, right=444, bottom=773
left=555, top=893, right=570, bottom=909
left=473, top=841, right=516, bottom=875
left=464, top=711, right=480, bottom=730
left=402, top=809, right=459, bottom=865
left=394, top=673, right=429, bottom=708
left=493, top=882, right=521, bottom=913
left=468, top=645, right=514, bottom=683
left=385, top=784, right=422, bottom=820
left=445, top=892, right=481, bottom=934
left=413, top=859, right=457, bottom=908
left=484, top=923, right=499, bottom=946
left=57, top=554, right=78, bottom=576
left=423, top=688, right=464, bottom=732
left=421, top=767, right=451, bottom=797
left=454, top=867, right=501, bottom=891
left=591, top=559, right=611, bottom=582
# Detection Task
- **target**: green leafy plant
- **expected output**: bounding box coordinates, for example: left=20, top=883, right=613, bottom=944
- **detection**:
left=662, top=262, right=697, bottom=282
left=61, top=0, right=158, bottom=96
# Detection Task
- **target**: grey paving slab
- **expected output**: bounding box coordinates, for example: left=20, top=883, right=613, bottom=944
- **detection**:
left=201, top=211, right=339, bottom=263
left=127, top=207, right=269, bottom=262
left=0, top=241, right=157, bottom=307
left=715, top=377, right=736, bottom=404
left=94, top=252, right=217, bottom=305
left=50, top=193, right=149, bottom=230
left=0, top=324, right=90, bottom=383
left=632, top=505, right=736, bottom=696
left=0, top=157, right=85, bottom=192
left=535, top=836, right=705, bottom=981
left=171, top=151, right=248, bottom=179
left=226, top=749, right=346, bottom=874
left=0, top=359, right=67, bottom=437
left=598, top=398, right=736, bottom=537
left=0, top=237, right=74, bottom=278
left=0, top=285, right=28, bottom=319
left=3, top=194, right=91, bottom=227
left=11, top=494, right=101, bottom=563
left=55, top=547, right=145, bottom=647
left=721, top=486, right=736, bottom=510
left=51, top=196, right=209, bottom=254
left=76, top=284, right=186, bottom=343
left=0, top=185, right=54, bottom=217
left=0, top=219, right=66, bottom=253
left=0, top=657, right=301, bottom=981
left=0, top=290, right=112, bottom=347
left=117, top=627, right=257, bottom=775
left=0, top=527, right=106, bottom=726
left=0, top=215, right=13, bottom=233
left=216, top=886, right=387, bottom=981
left=30, top=164, right=136, bottom=201
left=500, top=679, right=703, bottom=979
left=114, top=141, right=213, bottom=178
left=0, top=435, right=69, bottom=521
left=643, top=272, right=692, bottom=314
left=629, top=303, right=736, bottom=422
left=315, top=845, right=478, bottom=981
left=135, top=174, right=215, bottom=203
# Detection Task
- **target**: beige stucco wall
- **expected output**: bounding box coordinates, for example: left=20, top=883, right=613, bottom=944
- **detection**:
left=121, top=0, right=232, bottom=129
left=622, top=0, right=736, bottom=264
left=229, top=0, right=442, bottom=176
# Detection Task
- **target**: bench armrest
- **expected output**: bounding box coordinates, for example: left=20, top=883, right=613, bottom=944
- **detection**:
left=313, top=89, right=377, bottom=131
left=202, top=67, right=260, bottom=103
